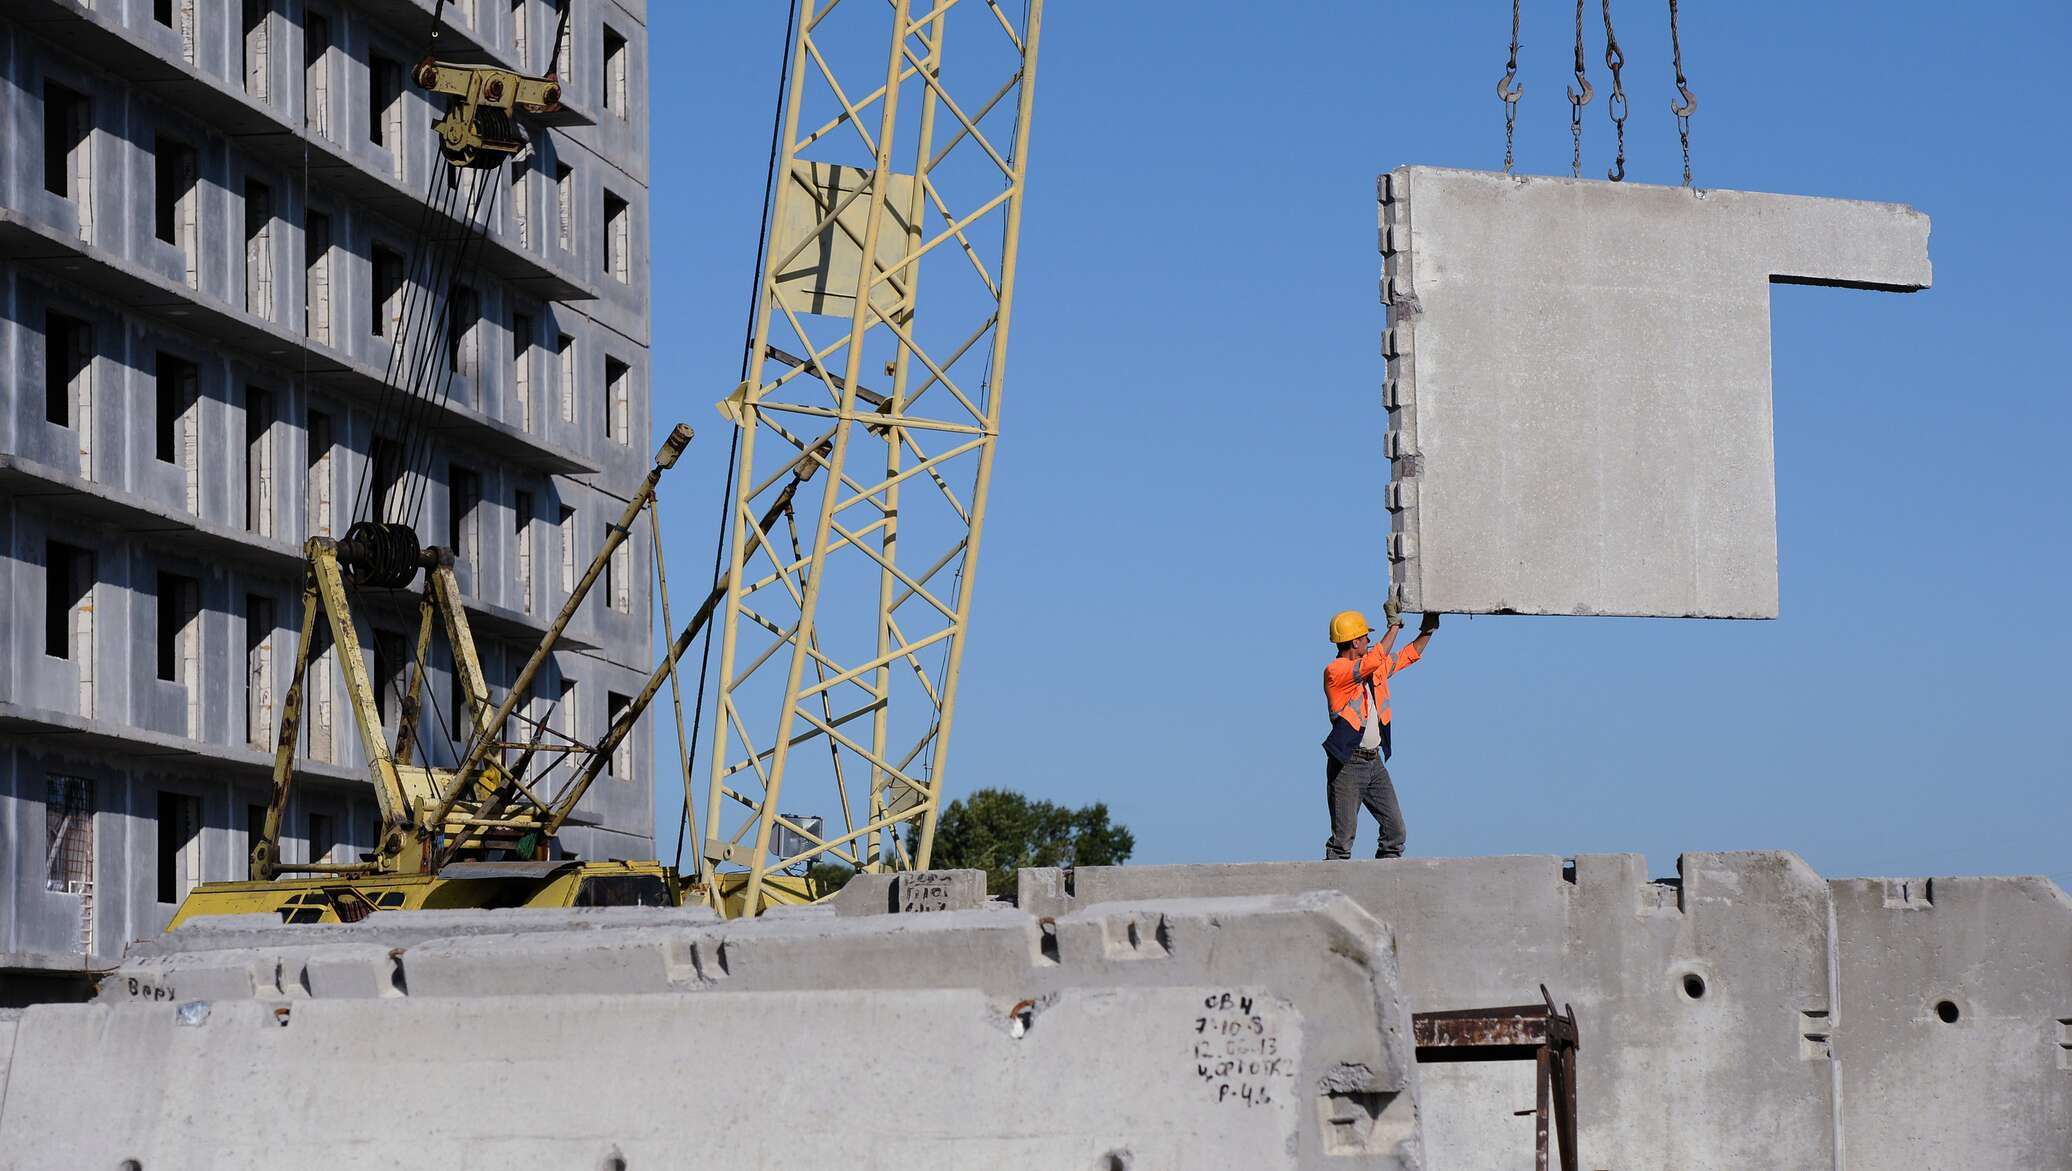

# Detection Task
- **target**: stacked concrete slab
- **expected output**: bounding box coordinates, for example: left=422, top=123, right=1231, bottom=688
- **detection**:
left=0, top=894, right=1425, bottom=1170
left=1018, top=852, right=2071, bottom=1171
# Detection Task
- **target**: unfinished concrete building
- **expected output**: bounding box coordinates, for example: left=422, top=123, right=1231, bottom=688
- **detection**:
left=0, top=0, right=653, bottom=1000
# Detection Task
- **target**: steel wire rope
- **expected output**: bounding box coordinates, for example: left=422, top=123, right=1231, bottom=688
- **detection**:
left=363, top=171, right=465, bottom=531
left=386, top=171, right=496, bottom=537
left=350, top=160, right=454, bottom=526
left=673, top=0, right=802, bottom=872
left=404, top=173, right=508, bottom=771
left=389, top=173, right=485, bottom=525
left=393, top=172, right=500, bottom=532
left=391, top=174, right=509, bottom=772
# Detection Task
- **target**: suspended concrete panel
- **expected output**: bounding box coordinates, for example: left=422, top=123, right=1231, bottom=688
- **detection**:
left=1380, top=167, right=1931, bottom=618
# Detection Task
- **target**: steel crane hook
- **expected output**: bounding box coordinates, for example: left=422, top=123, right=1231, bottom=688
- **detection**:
left=1568, top=73, right=1594, bottom=107
left=1670, top=80, right=1698, bottom=118
left=1497, top=71, right=1524, bottom=105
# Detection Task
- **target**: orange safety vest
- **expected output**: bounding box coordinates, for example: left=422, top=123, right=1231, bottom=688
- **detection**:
left=1323, top=641, right=1422, bottom=731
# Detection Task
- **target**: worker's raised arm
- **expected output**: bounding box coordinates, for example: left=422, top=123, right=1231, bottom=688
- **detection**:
left=1393, top=612, right=1439, bottom=671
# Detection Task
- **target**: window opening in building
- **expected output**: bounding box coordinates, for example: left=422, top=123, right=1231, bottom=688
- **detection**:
left=245, top=802, right=268, bottom=875
left=307, top=812, right=336, bottom=865
left=559, top=676, right=578, bottom=746
left=48, top=777, right=95, bottom=894
left=514, top=489, right=535, bottom=614
left=558, top=331, right=576, bottom=421
left=155, top=352, right=198, bottom=471
left=153, top=134, right=198, bottom=286
left=607, top=691, right=631, bottom=778
left=603, top=25, right=628, bottom=116
left=555, top=161, right=573, bottom=251
left=449, top=465, right=482, bottom=571
left=247, top=593, right=276, bottom=747
left=244, top=180, right=275, bottom=319
left=157, top=571, right=200, bottom=685
left=305, top=11, right=331, bottom=138
left=242, top=0, right=271, bottom=102
left=603, top=190, right=629, bottom=283
left=605, top=357, right=630, bottom=445
left=154, top=0, right=174, bottom=26
left=369, top=52, right=403, bottom=163
left=45, top=540, right=91, bottom=661
left=246, top=387, right=275, bottom=535
left=307, top=409, right=334, bottom=537
left=372, top=245, right=405, bottom=338
left=609, top=539, right=630, bottom=613
left=450, top=658, right=469, bottom=742
left=511, top=158, right=531, bottom=247
left=447, top=284, right=480, bottom=385
left=512, top=0, right=530, bottom=69
left=44, top=310, right=90, bottom=429
left=373, top=629, right=408, bottom=728
left=554, top=0, right=572, bottom=81
left=176, top=0, right=198, bottom=62
left=310, top=620, right=336, bottom=762
left=513, top=312, right=534, bottom=429
left=151, top=353, right=201, bottom=512
left=43, top=82, right=92, bottom=238
left=372, top=434, right=405, bottom=520
left=156, top=790, right=202, bottom=904
left=559, top=505, right=577, bottom=593
left=305, top=209, right=332, bottom=342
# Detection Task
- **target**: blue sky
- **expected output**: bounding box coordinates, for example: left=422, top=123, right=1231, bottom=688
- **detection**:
left=641, top=2, right=2069, bottom=884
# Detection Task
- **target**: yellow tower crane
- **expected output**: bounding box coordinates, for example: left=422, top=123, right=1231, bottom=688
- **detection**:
left=695, top=0, right=1046, bottom=914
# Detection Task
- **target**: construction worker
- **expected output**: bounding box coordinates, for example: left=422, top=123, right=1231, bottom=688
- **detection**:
left=1321, top=603, right=1438, bottom=860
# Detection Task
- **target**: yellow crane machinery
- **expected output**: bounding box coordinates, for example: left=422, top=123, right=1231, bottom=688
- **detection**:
left=416, top=58, right=564, bottom=169
left=172, top=0, right=1046, bottom=926
left=171, top=430, right=695, bottom=927
left=694, top=0, right=1045, bottom=915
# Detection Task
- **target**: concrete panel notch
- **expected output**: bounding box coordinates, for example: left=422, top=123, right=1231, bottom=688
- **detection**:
left=1380, top=166, right=1931, bottom=619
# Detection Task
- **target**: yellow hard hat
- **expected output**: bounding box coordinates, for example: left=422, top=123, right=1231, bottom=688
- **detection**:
left=1328, top=610, right=1371, bottom=644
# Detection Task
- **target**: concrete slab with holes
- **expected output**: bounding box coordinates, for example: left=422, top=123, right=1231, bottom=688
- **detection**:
left=0, top=893, right=1424, bottom=1170
left=1379, top=166, right=1931, bottom=618
left=1017, top=853, right=2072, bottom=1171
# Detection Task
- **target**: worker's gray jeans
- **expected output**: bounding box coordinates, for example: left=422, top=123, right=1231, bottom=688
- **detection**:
left=1324, top=752, right=1405, bottom=860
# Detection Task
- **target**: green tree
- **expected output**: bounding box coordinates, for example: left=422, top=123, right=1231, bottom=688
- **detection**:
left=911, top=787, right=1135, bottom=895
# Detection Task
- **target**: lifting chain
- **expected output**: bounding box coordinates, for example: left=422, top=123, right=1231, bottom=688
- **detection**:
left=1497, top=0, right=1524, bottom=175
left=1567, top=0, right=1593, bottom=178
left=1668, top=0, right=1698, bottom=186
left=1601, top=0, right=1627, bottom=181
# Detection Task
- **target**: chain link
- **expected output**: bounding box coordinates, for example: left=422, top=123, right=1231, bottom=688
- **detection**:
left=1567, top=0, right=1593, bottom=178
left=1601, top=0, right=1627, bottom=181
left=1668, top=0, right=1698, bottom=186
left=1498, top=0, right=1524, bottom=175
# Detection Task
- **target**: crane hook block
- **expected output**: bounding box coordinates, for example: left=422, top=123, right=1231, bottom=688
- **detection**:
left=416, top=58, right=563, bottom=169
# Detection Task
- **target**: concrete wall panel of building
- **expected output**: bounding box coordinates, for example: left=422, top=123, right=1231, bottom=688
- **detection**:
left=1, top=0, right=652, bottom=980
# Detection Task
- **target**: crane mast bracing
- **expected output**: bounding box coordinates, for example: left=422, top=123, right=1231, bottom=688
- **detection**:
left=701, top=0, right=1045, bottom=913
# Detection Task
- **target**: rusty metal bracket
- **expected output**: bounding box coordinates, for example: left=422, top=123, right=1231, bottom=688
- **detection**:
left=1412, top=983, right=1579, bottom=1171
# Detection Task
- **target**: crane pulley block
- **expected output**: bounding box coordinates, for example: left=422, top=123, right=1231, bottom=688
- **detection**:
left=414, top=58, right=564, bottom=168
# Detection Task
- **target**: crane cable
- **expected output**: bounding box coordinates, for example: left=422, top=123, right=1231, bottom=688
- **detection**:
left=1567, top=0, right=1592, bottom=177
left=1667, top=0, right=1698, bottom=186
left=334, top=0, right=512, bottom=770
left=1496, top=0, right=1523, bottom=175
left=1601, top=0, right=1627, bottom=181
